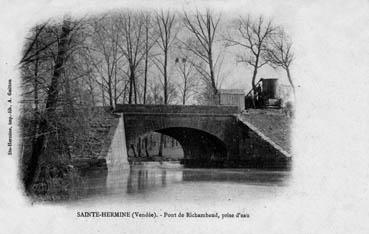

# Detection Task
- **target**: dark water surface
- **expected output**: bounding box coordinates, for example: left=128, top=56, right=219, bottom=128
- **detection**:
left=69, top=161, right=290, bottom=205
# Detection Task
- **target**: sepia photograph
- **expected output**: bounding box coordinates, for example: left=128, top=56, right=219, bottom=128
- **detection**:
left=1, top=0, right=369, bottom=233
left=19, top=7, right=294, bottom=204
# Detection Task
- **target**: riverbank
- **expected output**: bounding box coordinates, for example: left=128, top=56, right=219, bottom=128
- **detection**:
left=22, top=107, right=119, bottom=201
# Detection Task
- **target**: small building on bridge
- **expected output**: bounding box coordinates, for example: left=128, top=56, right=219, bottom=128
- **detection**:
left=218, top=89, right=245, bottom=111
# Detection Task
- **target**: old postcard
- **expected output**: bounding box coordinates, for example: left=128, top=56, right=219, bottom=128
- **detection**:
left=1, top=0, right=369, bottom=233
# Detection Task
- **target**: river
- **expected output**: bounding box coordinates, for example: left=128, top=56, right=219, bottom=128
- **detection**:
left=69, top=161, right=290, bottom=205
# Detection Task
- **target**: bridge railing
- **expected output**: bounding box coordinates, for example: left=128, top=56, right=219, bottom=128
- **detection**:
left=114, top=104, right=239, bottom=115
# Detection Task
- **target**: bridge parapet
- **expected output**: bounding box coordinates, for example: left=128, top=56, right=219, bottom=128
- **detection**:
left=114, top=104, right=239, bottom=115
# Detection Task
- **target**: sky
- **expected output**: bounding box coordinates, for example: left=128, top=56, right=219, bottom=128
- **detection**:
left=0, top=0, right=301, bottom=93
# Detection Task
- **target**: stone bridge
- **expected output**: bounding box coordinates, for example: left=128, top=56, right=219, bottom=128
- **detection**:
left=114, top=104, right=291, bottom=168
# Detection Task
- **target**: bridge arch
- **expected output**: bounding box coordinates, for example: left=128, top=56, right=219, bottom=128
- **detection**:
left=128, top=127, right=228, bottom=165
left=119, top=104, right=241, bottom=166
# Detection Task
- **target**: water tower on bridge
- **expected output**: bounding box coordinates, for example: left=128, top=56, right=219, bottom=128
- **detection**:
left=245, top=78, right=283, bottom=109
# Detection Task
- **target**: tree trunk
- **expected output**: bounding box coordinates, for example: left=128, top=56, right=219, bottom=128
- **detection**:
left=128, top=67, right=134, bottom=104
left=114, top=66, right=118, bottom=107
left=101, top=80, right=105, bottom=106
left=108, top=76, right=113, bottom=107
left=158, top=134, right=164, bottom=157
left=137, top=137, right=142, bottom=157
left=163, top=48, right=168, bottom=105
left=286, top=67, right=296, bottom=98
left=251, top=67, right=258, bottom=108
left=251, top=54, right=260, bottom=108
left=130, top=144, right=137, bottom=157
left=45, top=21, right=71, bottom=113
left=144, top=138, right=150, bottom=157
left=133, top=75, right=137, bottom=104
left=208, top=47, right=218, bottom=105
left=64, top=72, right=74, bottom=113
left=143, top=61, right=148, bottom=104
left=25, top=19, right=71, bottom=192
left=183, top=77, right=187, bottom=105
left=34, top=40, right=39, bottom=112
left=143, top=26, right=149, bottom=104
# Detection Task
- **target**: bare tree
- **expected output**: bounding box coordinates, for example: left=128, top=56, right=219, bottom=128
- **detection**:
left=153, top=10, right=177, bottom=160
left=24, top=18, right=73, bottom=192
left=153, top=10, right=177, bottom=105
left=21, top=23, right=62, bottom=111
left=142, top=12, right=157, bottom=104
left=87, top=15, right=124, bottom=107
left=225, top=15, right=277, bottom=105
left=143, top=14, right=151, bottom=104
left=20, top=22, right=56, bottom=66
left=264, top=29, right=295, bottom=96
left=146, top=82, right=163, bottom=104
left=76, top=60, right=98, bottom=105
left=117, top=11, right=147, bottom=104
left=174, top=55, right=198, bottom=105
left=182, top=9, right=221, bottom=104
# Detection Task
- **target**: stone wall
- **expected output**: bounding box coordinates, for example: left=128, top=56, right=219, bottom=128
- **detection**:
left=71, top=107, right=120, bottom=171
left=235, top=117, right=291, bottom=169
left=115, top=104, right=239, bottom=115
left=114, top=104, right=291, bottom=169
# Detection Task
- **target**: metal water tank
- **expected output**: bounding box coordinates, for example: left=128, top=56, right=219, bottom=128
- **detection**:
left=261, top=78, right=278, bottom=99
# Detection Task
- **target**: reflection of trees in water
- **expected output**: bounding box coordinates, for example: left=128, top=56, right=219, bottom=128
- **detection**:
left=161, top=170, right=167, bottom=186
left=126, top=166, right=168, bottom=194
left=73, top=166, right=289, bottom=199
left=125, top=166, right=289, bottom=195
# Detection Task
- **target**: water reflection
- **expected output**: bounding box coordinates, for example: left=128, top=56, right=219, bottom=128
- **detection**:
left=182, top=169, right=288, bottom=185
left=126, top=163, right=182, bottom=194
left=74, top=162, right=290, bottom=202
